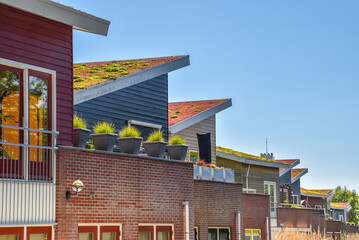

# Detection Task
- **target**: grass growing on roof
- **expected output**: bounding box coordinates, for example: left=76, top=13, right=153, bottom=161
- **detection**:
left=118, top=126, right=141, bottom=138
left=73, top=115, right=87, bottom=129
left=169, top=136, right=185, bottom=145
left=216, top=146, right=274, bottom=161
left=175, top=110, right=182, bottom=114
left=73, top=75, right=84, bottom=82
left=93, top=122, right=115, bottom=134
left=171, top=115, right=178, bottom=118
left=146, top=130, right=164, bottom=142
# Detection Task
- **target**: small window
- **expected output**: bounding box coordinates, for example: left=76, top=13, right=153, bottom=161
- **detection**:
left=292, top=195, right=298, bottom=205
left=189, top=151, right=199, bottom=162
left=139, top=225, right=172, bottom=240
left=245, top=229, right=261, bottom=240
left=208, top=228, right=230, bottom=240
left=79, top=226, right=97, bottom=240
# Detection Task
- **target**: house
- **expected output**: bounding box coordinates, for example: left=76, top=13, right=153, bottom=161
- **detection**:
left=0, top=0, right=109, bottom=238
left=215, top=146, right=289, bottom=239
left=168, top=99, right=232, bottom=163
left=301, top=188, right=334, bottom=212
left=275, top=159, right=308, bottom=205
left=73, top=56, right=190, bottom=141
left=330, top=202, right=352, bottom=223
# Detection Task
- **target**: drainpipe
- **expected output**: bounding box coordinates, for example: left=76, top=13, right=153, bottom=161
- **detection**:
left=265, top=217, right=270, bottom=240
left=183, top=201, right=189, bottom=240
left=236, top=211, right=241, bottom=240
left=246, top=165, right=251, bottom=192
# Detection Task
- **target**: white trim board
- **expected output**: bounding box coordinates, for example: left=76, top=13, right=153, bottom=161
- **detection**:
left=74, top=55, right=190, bottom=105
left=169, top=98, right=232, bottom=134
left=216, top=151, right=290, bottom=169
left=0, top=0, right=110, bottom=36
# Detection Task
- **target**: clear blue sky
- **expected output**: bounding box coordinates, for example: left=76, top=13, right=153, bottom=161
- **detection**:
left=62, top=0, right=359, bottom=191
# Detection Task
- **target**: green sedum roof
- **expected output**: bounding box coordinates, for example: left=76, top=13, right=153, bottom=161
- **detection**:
left=216, top=146, right=277, bottom=162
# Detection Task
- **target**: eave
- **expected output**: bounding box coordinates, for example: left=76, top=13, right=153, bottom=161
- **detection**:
left=291, top=168, right=308, bottom=184
left=278, top=159, right=300, bottom=177
left=0, top=0, right=110, bottom=36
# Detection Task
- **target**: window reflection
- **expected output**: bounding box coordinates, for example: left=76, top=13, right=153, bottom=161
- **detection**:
left=29, top=233, right=47, bottom=240
left=102, top=232, right=116, bottom=240
left=0, top=235, right=19, bottom=240
left=79, top=233, right=93, bottom=240
left=139, top=232, right=151, bottom=240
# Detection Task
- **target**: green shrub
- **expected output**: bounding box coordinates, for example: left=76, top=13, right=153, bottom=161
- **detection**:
left=169, top=136, right=185, bottom=145
left=74, top=115, right=87, bottom=129
left=104, top=66, right=120, bottom=72
left=171, top=115, right=178, bottom=118
left=73, top=65, right=85, bottom=70
left=93, top=122, right=115, bottom=134
left=73, top=75, right=84, bottom=82
left=87, top=67, right=100, bottom=73
left=194, top=109, right=200, bottom=112
left=146, top=130, right=164, bottom=142
left=85, top=144, right=95, bottom=149
left=119, top=126, right=141, bottom=138
left=175, top=110, right=182, bottom=114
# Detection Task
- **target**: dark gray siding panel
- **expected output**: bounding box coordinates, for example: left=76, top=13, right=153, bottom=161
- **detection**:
left=74, top=74, right=169, bottom=140
left=280, top=170, right=291, bottom=184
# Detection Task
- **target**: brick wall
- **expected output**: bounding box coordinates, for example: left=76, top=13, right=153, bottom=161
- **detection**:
left=277, top=208, right=312, bottom=228
left=301, top=195, right=324, bottom=209
left=243, top=193, right=271, bottom=240
left=194, top=180, right=243, bottom=240
left=56, top=146, right=194, bottom=240
left=326, top=220, right=344, bottom=233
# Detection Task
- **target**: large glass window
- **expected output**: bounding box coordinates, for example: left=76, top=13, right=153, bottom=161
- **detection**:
left=264, top=182, right=276, bottom=215
left=208, top=228, right=229, bottom=240
left=138, top=225, right=172, bottom=240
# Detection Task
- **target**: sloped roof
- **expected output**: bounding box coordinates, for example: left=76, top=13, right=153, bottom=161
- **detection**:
left=216, top=146, right=290, bottom=169
left=301, top=188, right=333, bottom=198
left=74, top=55, right=190, bottom=105
left=0, top=0, right=110, bottom=35
left=169, top=99, right=229, bottom=126
left=168, top=99, right=232, bottom=134
left=330, top=202, right=351, bottom=209
left=277, top=159, right=300, bottom=172
left=291, top=168, right=308, bottom=179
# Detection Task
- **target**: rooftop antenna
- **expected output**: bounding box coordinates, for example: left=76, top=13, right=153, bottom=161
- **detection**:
left=266, top=138, right=268, bottom=154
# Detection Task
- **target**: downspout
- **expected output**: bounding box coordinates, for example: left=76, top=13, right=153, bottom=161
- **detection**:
left=265, top=217, right=270, bottom=240
left=246, top=165, right=251, bottom=193
left=183, top=201, right=189, bottom=240
left=236, top=211, right=241, bottom=240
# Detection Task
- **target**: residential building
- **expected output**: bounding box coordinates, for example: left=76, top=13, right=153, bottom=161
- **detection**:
left=330, top=203, right=352, bottom=223
left=301, top=188, right=334, bottom=212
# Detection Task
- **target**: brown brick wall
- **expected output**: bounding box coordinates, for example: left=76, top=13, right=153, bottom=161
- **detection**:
left=301, top=195, right=324, bottom=209
left=243, top=193, right=271, bottom=240
left=193, top=180, right=243, bottom=240
left=56, top=146, right=194, bottom=240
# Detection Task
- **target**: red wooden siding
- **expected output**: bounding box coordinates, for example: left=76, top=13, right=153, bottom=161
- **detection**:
left=0, top=3, right=73, bottom=145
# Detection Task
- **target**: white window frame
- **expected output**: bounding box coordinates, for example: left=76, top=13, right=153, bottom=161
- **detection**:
left=78, top=223, right=122, bottom=240
left=264, top=181, right=277, bottom=217
left=292, top=195, right=299, bottom=205
left=138, top=223, right=174, bottom=240
left=339, top=215, right=344, bottom=222
left=0, top=57, right=57, bottom=181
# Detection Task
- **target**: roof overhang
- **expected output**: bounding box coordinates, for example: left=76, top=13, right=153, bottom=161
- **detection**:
left=216, top=151, right=290, bottom=169
left=0, top=0, right=110, bottom=36
left=331, top=204, right=352, bottom=212
left=169, top=99, right=232, bottom=134
left=74, top=55, right=190, bottom=105
left=291, top=168, right=308, bottom=184
left=279, top=159, right=300, bottom=177
left=301, top=190, right=333, bottom=199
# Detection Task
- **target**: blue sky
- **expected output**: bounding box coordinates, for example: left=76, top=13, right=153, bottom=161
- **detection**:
left=62, top=0, right=359, bottom=191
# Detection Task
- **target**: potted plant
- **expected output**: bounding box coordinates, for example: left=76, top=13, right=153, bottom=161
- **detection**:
left=118, top=126, right=143, bottom=154
left=167, top=136, right=188, bottom=160
left=73, top=115, right=91, bottom=148
left=91, top=121, right=117, bottom=151
left=143, top=130, right=167, bottom=158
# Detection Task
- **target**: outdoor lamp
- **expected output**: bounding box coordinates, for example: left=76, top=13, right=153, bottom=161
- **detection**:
left=66, top=179, right=84, bottom=199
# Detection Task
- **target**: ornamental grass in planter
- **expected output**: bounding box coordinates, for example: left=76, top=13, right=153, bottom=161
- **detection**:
left=73, top=115, right=91, bottom=148
left=167, top=136, right=188, bottom=160
left=118, top=126, right=143, bottom=154
left=91, top=122, right=117, bottom=151
left=143, top=130, right=167, bottom=158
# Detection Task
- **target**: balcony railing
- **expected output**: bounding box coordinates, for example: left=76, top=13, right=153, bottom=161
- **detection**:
left=0, top=124, right=57, bottom=224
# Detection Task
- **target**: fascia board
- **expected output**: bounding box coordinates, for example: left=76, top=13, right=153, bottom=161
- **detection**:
left=291, top=168, right=308, bottom=184
left=0, top=0, right=110, bottom=36
left=278, top=160, right=300, bottom=177
left=169, top=99, right=232, bottom=134
left=301, top=192, right=328, bottom=199
left=216, top=151, right=290, bottom=169
left=74, top=55, right=190, bottom=105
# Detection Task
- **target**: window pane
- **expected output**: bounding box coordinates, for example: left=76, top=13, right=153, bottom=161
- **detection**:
left=245, top=236, right=250, bottom=240
left=0, top=236, right=19, bottom=240
left=79, top=233, right=93, bottom=240
left=29, top=234, right=47, bottom=240
left=253, top=236, right=259, bottom=240
left=139, top=232, right=151, bottom=240
left=102, top=232, right=116, bottom=240
left=0, top=68, right=21, bottom=178
left=208, top=229, right=217, bottom=240
left=264, top=184, right=268, bottom=194
left=158, top=232, right=169, bottom=240
left=219, top=229, right=229, bottom=240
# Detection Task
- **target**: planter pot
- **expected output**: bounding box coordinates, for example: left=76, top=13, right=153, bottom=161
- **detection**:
left=73, top=128, right=91, bottom=148
left=118, top=137, right=143, bottom=154
left=91, top=133, right=117, bottom=151
left=166, top=145, right=188, bottom=160
left=143, top=141, right=167, bottom=158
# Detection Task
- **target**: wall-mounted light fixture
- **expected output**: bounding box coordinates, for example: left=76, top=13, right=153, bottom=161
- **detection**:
left=66, top=179, right=84, bottom=200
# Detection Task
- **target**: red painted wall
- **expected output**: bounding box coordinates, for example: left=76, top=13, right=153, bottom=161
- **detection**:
left=243, top=193, right=271, bottom=239
left=301, top=195, right=324, bottom=209
left=0, top=3, right=73, bottom=145
left=194, top=180, right=243, bottom=240
left=56, top=147, right=194, bottom=240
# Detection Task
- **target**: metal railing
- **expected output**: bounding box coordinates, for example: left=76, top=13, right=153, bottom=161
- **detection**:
left=0, top=124, right=58, bottom=224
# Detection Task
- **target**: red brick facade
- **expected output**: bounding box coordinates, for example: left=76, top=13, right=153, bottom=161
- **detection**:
left=56, top=146, right=194, bottom=240
left=301, top=195, right=325, bottom=209
left=194, top=180, right=243, bottom=240
left=243, top=193, right=271, bottom=239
